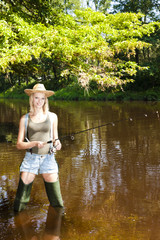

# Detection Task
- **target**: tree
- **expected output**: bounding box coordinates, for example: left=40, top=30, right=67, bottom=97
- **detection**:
left=112, top=0, right=160, bottom=22
left=111, top=0, right=160, bottom=90
left=88, top=0, right=111, bottom=13
left=0, top=0, right=81, bottom=25
left=0, top=9, right=160, bottom=91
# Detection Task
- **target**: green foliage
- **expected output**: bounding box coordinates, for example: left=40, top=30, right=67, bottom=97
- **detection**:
left=0, top=0, right=82, bottom=25
left=143, top=89, right=159, bottom=101
left=0, top=7, right=160, bottom=92
left=2, top=79, right=160, bottom=102
left=91, top=0, right=111, bottom=12
left=110, top=1, right=160, bottom=91
left=1, top=0, right=63, bottom=25
left=112, top=0, right=160, bottom=22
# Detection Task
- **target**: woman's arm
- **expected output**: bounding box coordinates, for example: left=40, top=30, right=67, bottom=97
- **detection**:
left=16, top=115, right=44, bottom=150
left=51, top=113, right=62, bottom=151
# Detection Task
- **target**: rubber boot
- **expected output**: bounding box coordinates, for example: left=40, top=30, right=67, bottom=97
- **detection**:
left=44, top=180, right=64, bottom=208
left=14, top=178, right=33, bottom=212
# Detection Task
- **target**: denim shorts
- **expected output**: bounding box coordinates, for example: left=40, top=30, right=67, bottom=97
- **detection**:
left=20, top=152, right=59, bottom=175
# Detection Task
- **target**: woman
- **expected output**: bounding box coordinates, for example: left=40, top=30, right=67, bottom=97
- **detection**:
left=14, top=83, right=63, bottom=212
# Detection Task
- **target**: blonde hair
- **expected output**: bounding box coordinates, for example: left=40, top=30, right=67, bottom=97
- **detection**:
left=29, top=94, right=49, bottom=114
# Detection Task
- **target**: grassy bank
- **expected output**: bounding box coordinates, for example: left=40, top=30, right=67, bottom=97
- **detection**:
left=0, top=83, right=160, bottom=101
left=53, top=85, right=160, bottom=101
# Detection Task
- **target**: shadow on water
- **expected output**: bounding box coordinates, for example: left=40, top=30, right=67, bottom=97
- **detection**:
left=1, top=99, right=160, bottom=239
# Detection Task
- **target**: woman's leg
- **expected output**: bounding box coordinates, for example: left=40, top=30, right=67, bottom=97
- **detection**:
left=42, top=173, right=63, bottom=208
left=42, top=173, right=58, bottom=183
left=21, top=172, right=36, bottom=184
left=14, top=172, right=36, bottom=212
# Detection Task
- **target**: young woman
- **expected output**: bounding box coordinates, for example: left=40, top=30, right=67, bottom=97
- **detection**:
left=14, top=83, right=63, bottom=212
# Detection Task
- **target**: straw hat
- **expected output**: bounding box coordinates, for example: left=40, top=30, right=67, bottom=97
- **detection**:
left=24, top=84, right=54, bottom=97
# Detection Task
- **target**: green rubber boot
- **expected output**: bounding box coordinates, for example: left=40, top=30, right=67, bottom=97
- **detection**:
left=44, top=180, right=64, bottom=208
left=14, top=178, right=33, bottom=212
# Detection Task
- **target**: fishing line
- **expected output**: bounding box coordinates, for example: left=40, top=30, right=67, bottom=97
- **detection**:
left=47, top=110, right=160, bottom=143
left=60, top=111, right=160, bottom=141
left=45, top=118, right=128, bottom=144
left=60, top=118, right=129, bottom=141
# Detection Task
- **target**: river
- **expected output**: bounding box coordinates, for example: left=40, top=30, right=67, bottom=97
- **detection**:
left=0, top=99, right=160, bottom=240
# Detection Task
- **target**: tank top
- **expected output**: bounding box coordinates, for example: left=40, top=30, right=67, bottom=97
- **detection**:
left=27, top=115, right=51, bottom=154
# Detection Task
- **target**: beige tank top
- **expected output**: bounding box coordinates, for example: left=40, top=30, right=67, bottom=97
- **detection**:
left=27, top=115, right=51, bottom=154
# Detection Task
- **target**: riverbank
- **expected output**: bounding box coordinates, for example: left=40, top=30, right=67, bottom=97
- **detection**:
left=0, top=83, right=160, bottom=101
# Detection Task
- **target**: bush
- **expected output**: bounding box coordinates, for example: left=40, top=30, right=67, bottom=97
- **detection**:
left=143, top=91, right=159, bottom=101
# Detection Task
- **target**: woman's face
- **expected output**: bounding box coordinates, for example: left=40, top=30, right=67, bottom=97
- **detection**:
left=33, top=92, right=46, bottom=109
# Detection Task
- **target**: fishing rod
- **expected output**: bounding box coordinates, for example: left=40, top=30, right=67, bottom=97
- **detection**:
left=46, top=110, right=160, bottom=144
left=59, top=117, right=131, bottom=141
left=45, top=118, right=129, bottom=144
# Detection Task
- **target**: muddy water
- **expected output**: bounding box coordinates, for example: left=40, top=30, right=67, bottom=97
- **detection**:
left=0, top=99, right=160, bottom=240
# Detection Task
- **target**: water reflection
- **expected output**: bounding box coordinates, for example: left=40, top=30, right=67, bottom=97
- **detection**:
left=1, top=99, right=160, bottom=239
left=43, top=207, right=63, bottom=240
left=14, top=206, right=63, bottom=240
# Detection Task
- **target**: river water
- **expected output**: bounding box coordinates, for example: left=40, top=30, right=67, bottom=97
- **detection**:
left=0, top=99, right=160, bottom=240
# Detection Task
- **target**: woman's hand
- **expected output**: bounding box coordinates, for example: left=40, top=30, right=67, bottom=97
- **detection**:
left=36, top=141, right=45, bottom=149
left=54, top=139, right=62, bottom=150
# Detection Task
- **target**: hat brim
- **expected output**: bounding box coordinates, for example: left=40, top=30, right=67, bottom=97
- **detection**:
left=24, top=89, right=54, bottom=97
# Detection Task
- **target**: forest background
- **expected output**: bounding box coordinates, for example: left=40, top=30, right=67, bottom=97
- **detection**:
left=0, top=0, right=160, bottom=101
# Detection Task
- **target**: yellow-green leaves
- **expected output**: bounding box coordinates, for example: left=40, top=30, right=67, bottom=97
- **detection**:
left=0, top=9, right=159, bottom=89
